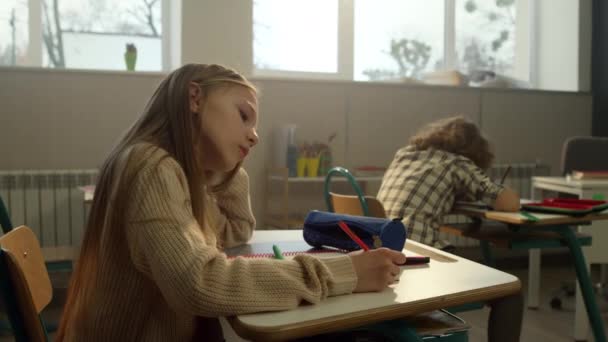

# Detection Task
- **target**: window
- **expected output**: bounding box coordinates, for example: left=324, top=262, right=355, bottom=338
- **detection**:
left=1, top=0, right=167, bottom=71
left=0, top=0, right=28, bottom=67
left=253, top=0, right=339, bottom=76
left=253, top=0, right=527, bottom=83
left=354, top=0, right=444, bottom=81
left=456, top=0, right=516, bottom=76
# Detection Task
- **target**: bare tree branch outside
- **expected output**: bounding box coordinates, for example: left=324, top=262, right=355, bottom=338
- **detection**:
left=41, top=0, right=161, bottom=68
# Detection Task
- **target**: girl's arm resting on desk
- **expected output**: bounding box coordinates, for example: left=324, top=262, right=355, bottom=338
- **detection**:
left=207, top=168, right=255, bottom=249
left=126, top=160, right=356, bottom=317
left=493, top=187, right=520, bottom=212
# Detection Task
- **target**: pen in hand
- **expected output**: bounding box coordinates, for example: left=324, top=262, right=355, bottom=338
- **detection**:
left=400, top=256, right=430, bottom=265
left=500, top=165, right=512, bottom=185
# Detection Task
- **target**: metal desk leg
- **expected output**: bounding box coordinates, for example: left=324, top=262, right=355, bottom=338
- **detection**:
left=575, top=281, right=591, bottom=341
left=528, top=249, right=541, bottom=309
left=558, top=227, right=606, bottom=342
left=480, top=240, right=496, bottom=267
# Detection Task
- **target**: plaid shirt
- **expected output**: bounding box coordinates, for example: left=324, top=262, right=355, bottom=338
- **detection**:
left=377, top=146, right=503, bottom=249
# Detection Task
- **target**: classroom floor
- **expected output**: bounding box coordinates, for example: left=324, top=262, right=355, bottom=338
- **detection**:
left=4, top=253, right=608, bottom=342
left=458, top=266, right=608, bottom=342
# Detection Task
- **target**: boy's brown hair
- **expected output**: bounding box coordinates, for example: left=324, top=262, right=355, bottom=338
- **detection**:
left=409, top=116, right=494, bottom=170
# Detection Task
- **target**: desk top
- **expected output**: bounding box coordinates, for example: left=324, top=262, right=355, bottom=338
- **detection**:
left=454, top=206, right=608, bottom=226
left=229, top=230, right=520, bottom=341
left=533, top=176, right=608, bottom=189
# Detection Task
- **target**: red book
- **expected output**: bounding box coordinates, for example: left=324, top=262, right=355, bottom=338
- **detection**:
left=522, top=198, right=608, bottom=216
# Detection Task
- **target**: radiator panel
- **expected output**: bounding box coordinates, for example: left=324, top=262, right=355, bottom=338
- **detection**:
left=0, top=170, right=97, bottom=247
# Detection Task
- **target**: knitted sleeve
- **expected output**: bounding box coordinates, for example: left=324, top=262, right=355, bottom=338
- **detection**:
left=207, top=168, right=256, bottom=249
left=124, top=155, right=357, bottom=317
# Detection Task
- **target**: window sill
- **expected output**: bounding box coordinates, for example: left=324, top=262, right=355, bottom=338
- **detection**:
left=0, top=65, right=167, bottom=78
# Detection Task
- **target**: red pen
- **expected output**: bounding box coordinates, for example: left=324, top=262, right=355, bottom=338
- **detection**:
left=337, top=220, right=370, bottom=251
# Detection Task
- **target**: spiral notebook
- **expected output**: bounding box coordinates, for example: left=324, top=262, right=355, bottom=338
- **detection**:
left=224, top=241, right=346, bottom=259
left=224, top=241, right=427, bottom=264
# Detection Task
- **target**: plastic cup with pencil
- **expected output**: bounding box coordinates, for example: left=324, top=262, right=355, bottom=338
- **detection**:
left=318, top=133, right=336, bottom=177
left=307, top=156, right=320, bottom=177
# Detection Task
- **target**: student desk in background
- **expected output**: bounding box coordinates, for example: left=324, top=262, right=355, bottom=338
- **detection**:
left=449, top=206, right=608, bottom=342
left=227, top=230, right=521, bottom=342
left=79, top=185, right=95, bottom=204
left=531, top=176, right=608, bottom=341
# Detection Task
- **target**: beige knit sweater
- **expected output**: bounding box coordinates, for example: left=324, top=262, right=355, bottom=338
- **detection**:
left=64, top=144, right=357, bottom=341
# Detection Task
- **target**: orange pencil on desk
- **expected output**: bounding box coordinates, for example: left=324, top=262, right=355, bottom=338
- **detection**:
left=337, top=220, right=370, bottom=251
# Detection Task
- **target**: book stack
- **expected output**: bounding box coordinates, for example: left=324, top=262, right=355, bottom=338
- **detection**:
left=571, top=170, right=608, bottom=180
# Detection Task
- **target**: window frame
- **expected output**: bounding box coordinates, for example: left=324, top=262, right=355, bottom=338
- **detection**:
left=252, top=0, right=534, bottom=84
left=17, top=0, right=171, bottom=71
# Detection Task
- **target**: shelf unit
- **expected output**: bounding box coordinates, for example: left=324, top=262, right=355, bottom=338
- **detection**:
left=264, top=168, right=382, bottom=229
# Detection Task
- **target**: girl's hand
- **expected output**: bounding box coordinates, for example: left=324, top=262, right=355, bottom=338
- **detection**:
left=348, top=248, right=406, bottom=292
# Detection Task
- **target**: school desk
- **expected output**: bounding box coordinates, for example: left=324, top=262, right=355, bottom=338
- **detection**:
left=450, top=206, right=608, bottom=342
left=531, top=176, right=608, bottom=340
left=79, top=185, right=94, bottom=204
left=227, top=229, right=521, bottom=342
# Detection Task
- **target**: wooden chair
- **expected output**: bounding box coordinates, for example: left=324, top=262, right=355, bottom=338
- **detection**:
left=324, top=166, right=386, bottom=217
left=0, top=225, right=52, bottom=342
left=0, top=194, right=74, bottom=334
left=329, top=193, right=387, bottom=218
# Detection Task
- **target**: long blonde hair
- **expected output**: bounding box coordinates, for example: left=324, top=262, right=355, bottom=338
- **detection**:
left=409, top=116, right=494, bottom=170
left=56, top=64, right=256, bottom=340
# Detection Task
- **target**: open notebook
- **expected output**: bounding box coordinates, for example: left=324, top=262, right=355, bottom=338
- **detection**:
left=223, top=241, right=428, bottom=265
left=224, top=241, right=347, bottom=259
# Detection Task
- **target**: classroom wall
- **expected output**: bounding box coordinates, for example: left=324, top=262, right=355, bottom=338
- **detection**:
left=0, top=67, right=592, bottom=222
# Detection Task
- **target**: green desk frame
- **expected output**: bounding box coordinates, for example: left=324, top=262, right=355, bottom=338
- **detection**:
left=464, top=219, right=605, bottom=342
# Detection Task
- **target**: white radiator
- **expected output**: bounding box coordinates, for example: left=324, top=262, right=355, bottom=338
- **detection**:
left=0, top=170, right=98, bottom=247
left=441, top=162, right=551, bottom=247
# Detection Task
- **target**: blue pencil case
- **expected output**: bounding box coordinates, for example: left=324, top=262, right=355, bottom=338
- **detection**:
left=303, top=210, right=407, bottom=252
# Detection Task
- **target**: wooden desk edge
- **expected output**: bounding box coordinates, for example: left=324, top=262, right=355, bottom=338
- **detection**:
left=454, top=208, right=608, bottom=226
left=229, top=278, right=521, bottom=342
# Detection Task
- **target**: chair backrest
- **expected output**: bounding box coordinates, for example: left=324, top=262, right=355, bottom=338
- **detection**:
left=324, top=166, right=388, bottom=218
left=561, top=136, right=608, bottom=175
left=0, top=226, right=52, bottom=342
left=0, top=194, right=13, bottom=233
left=329, top=193, right=387, bottom=218
left=324, top=167, right=370, bottom=215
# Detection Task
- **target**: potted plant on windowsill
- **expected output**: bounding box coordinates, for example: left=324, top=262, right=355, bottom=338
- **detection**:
left=124, top=43, right=137, bottom=71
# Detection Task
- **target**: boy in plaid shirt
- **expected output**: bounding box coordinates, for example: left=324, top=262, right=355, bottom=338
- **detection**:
left=378, top=116, right=523, bottom=342
left=377, top=116, right=520, bottom=250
